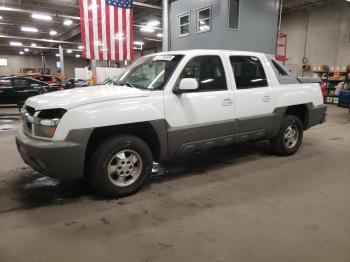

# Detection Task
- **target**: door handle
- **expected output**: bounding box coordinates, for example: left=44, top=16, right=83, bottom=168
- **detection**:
left=262, top=95, right=272, bottom=103
left=222, top=98, right=233, bottom=106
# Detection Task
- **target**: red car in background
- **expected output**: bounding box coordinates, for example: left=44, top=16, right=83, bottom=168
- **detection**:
left=30, top=74, right=57, bottom=84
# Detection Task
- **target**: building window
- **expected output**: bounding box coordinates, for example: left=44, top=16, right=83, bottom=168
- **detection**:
left=178, top=13, right=190, bottom=36
left=196, top=7, right=211, bottom=33
left=229, top=56, right=268, bottom=89
left=0, top=58, right=8, bottom=66
left=228, top=0, right=240, bottom=30
left=179, top=56, right=227, bottom=92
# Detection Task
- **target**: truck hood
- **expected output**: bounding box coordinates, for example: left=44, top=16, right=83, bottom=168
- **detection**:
left=26, top=85, right=150, bottom=110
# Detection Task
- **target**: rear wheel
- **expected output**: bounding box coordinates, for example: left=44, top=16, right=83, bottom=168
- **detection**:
left=89, top=135, right=153, bottom=197
left=270, top=115, right=303, bottom=156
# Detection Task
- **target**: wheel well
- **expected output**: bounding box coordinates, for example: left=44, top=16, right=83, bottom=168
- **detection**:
left=285, top=104, right=308, bottom=129
left=85, top=122, right=161, bottom=172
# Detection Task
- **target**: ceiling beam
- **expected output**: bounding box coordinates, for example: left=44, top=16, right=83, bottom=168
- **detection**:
left=0, top=1, right=161, bottom=19
left=134, top=2, right=162, bottom=10
left=0, top=34, right=81, bottom=45
left=0, top=6, right=80, bottom=20
left=0, top=6, right=163, bottom=23
left=282, top=0, right=342, bottom=11
left=0, top=43, right=82, bottom=51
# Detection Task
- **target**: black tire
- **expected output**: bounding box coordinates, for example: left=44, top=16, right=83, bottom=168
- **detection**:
left=270, top=115, right=303, bottom=156
left=89, top=135, right=153, bottom=198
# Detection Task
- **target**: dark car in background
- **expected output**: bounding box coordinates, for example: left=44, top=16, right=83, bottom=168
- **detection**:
left=16, top=74, right=59, bottom=85
left=0, top=77, right=60, bottom=105
left=15, top=74, right=65, bottom=91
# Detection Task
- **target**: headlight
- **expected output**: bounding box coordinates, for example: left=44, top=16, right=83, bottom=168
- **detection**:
left=33, top=109, right=66, bottom=138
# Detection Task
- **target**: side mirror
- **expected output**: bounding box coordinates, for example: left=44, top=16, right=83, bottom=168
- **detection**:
left=174, top=78, right=198, bottom=94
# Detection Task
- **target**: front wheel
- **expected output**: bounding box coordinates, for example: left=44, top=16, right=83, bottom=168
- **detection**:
left=89, top=135, right=153, bottom=197
left=270, top=115, right=303, bottom=156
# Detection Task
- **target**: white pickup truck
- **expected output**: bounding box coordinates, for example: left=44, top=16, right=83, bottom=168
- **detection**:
left=16, top=50, right=327, bottom=197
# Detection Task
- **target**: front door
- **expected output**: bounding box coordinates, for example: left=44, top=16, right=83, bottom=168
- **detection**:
left=164, top=55, right=235, bottom=156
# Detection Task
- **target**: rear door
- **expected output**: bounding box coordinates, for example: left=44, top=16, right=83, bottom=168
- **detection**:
left=225, top=54, right=276, bottom=140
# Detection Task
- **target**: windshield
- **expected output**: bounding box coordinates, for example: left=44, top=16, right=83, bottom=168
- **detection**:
left=115, top=54, right=184, bottom=90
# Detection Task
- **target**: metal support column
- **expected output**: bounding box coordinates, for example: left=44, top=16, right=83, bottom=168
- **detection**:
left=41, top=51, right=46, bottom=72
left=162, top=0, right=169, bottom=52
left=90, top=60, right=97, bottom=85
left=59, top=45, right=65, bottom=81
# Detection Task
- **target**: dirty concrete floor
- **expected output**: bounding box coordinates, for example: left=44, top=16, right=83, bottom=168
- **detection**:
left=0, top=105, right=350, bottom=262
left=0, top=105, right=21, bottom=116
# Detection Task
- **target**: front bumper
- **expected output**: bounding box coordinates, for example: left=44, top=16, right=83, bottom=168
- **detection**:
left=16, top=127, right=92, bottom=180
left=306, top=104, right=327, bottom=129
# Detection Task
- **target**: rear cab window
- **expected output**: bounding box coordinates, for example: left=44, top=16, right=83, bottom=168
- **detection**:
left=268, top=56, right=299, bottom=85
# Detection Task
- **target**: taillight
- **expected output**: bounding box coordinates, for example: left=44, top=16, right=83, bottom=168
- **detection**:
left=320, top=82, right=326, bottom=98
left=58, top=86, right=64, bottom=91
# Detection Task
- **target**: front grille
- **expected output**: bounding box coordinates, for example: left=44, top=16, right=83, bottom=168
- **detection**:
left=22, top=106, right=35, bottom=135
left=23, top=120, right=32, bottom=135
left=26, top=122, right=32, bottom=131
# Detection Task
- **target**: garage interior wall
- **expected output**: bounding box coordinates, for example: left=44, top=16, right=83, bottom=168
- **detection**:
left=281, top=1, right=350, bottom=76
left=0, top=55, right=86, bottom=78
left=0, top=49, right=154, bottom=79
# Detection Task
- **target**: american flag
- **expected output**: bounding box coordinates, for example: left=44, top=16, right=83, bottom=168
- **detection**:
left=79, top=0, right=134, bottom=61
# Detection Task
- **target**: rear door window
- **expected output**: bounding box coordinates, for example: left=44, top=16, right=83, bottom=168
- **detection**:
left=229, top=56, right=268, bottom=89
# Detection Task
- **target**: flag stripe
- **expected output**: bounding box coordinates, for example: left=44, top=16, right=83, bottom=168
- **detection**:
left=92, top=0, right=99, bottom=60
left=115, top=7, right=120, bottom=61
left=101, top=0, right=107, bottom=60
left=130, top=9, right=134, bottom=61
left=118, top=8, right=123, bottom=61
left=97, top=0, right=103, bottom=60
left=105, top=2, right=111, bottom=60
left=126, top=9, right=131, bottom=61
left=122, top=8, right=127, bottom=61
left=83, top=0, right=91, bottom=59
left=110, top=6, right=115, bottom=60
left=87, top=0, right=95, bottom=60
left=79, top=0, right=87, bottom=59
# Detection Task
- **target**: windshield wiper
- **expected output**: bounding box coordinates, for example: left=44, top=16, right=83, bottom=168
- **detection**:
left=123, top=82, right=136, bottom=88
left=123, top=82, right=149, bottom=90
